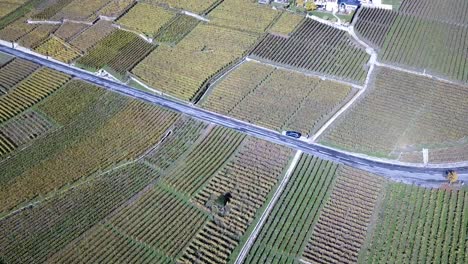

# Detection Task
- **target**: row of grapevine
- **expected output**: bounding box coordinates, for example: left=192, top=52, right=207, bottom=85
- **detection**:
left=69, top=20, right=115, bottom=52
left=269, top=11, right=304, bottom=36
left=106, top=36, right=155, bottom=75
left=203, top=61, right=355, bottom=135
left=1, top=98, right=179, bottom=213
left=0, top=67, right=70, bottom=122
left=180, top=137, right=294, bottom=263
left=32, top=0, right=75, bottom=20
left=399, top=0, right=468, bottom=25
left=67, top=185, right=208, bottom=261
left=144, top=116, right=208, bottom=171
left=117, top=3, right=175, bottom=37
left=244, top=155, right=338, bottom=263
left=148, top=0, right=218, bottom=14
left=0, top=58, right=40, bottom=95
left=251, top=19, right=370, bottom=84
left=302, top=166, right=386, bottom=264
left=0, top=163, right=159, bottom=264
left=321, top=67, right=468, bottom=158
left=35, top=35, right=81, bottom=63
left=208, top=0, right=280, bottom=34
left=76, top=29, right=140, bottom=70
left=132, top=23, right=258, bottom=101
left=53, top=21, right=89, bottom=42
left=362, top=184, right=467, bottom=264
left=380, top=13, right=468, bottom=83
left=154, top=14, right=200, bottom=45
left=0, top=110, right=54, bottom=152
left=354, top=7, right=398, bottom=50
left=162, top=126, right=245, bottom=197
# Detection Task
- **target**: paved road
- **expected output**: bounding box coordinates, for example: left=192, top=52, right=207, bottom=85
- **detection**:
left=1, top=45, right=467, bottom=186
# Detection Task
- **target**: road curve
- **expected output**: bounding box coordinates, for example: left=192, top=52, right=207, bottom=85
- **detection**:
left=1, top=45, right=467, bottom=186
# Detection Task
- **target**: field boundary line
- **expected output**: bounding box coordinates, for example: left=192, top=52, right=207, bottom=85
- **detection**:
left=234, top=150, right=303, bottom=264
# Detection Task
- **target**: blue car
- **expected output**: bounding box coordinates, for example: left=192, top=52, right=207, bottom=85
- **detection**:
left=285, top=131, right=302, bottom=139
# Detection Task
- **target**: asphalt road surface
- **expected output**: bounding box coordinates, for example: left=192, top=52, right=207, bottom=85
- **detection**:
left=1, top=45, right=467, bottom=186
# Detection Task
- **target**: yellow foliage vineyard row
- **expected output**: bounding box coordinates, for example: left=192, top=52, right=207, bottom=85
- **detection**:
left=35, top=36, right=81, bottom=63
left=117, top=3, right=175, bottom=37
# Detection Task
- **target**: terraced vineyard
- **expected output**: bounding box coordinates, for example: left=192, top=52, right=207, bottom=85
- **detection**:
left=77, top=29, right=154, bottom=73
left=32, top=0, right=75, bottom=20
left=69, top=20, right=115, bottom=52
left=0, top=163, right=160, bottom=264
left=354, top=7, right=398, bottom=50
left=0, top=67, right=70, bottom=122
left=181, top=137, right=294, bottom=263
left=398, top=0, right=468, bottom=25
left=321, top=67, right=468, bottom=158
left=132, top=24, right=258, bottom=101
left=53, top=22, right=89, bottom=42
left=147, top=0, right=218, bottom=14
left=380, top=9, right=468, bottom=82
left=1, top=95, right=178, bottom=212
left=362, top=184, right=467, bottom=264
left=0, top=17, right=37, bottom=42
left=0, top=58, right=40, bottom=95
left=117, top=3, right=174, bottom=37
left=17, top=24, right=59, bottom=48
left=154, top=14, right=199, bottom=44
left=203, top=61, right=356, bottom=135
left=98, top=0, right=135, bottom=18
left=303, top=166, right=386, bottom=264
left=244, top=155, right=338, bottom=262
left=35, top=36, right=81, bottom=63
left=51, top=0, right=114, bottom=22
left=208, top=0, right=279, bottom=33
left=251, top=19, right=370, bottom=84
left=0, top=110, right=54, bottom=155
left=162, top=126, right=245, bottom=197
left=269, top=12, right=304, bottom=36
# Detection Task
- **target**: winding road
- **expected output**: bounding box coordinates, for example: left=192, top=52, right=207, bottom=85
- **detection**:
left=1, top=44, right=467, bottom=186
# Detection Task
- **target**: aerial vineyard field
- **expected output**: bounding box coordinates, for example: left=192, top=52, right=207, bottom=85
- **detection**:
left=208, top=0, right=279, bottom=33
left=354, top=7, right=398, bottom=50
left=132, top=24, right=258, bottom=101
left=37, top=79, right=107, bottom=125
left=269, top=12, right=304, bottom=36
left=98, top=0, right=135, bottom=18
left=380, top=13, right=468, bottom=82
left=0, top=163, right=159, bottom=264
left=146, top=0, right=218, bottom=14
left=76, top=29, right=140, bottom=71
left=244, top=155, right=338, bottom=263
left=361, top=184, right=467, bottom=264
left=251, top=19, right=370, bottom=84
left=321, top=67, right=468, bottom=158
left=0, top=67, right=70, bottom=122
left=399, top=0, right=468, bottom=25
left=0, top=110, right=54, bottom=150
left=17, top=23, right=58, bottom=48
left=181, top=137, right=294, bottom=263
left=35, top=36, right=81, bottom=63
left=69, top=20, right=115, bottom=52
left=0, top=51, right=12, bottom=66
left=117, top=3, right=174, bottom=37
left=106, top=36, right=155, bottom=75
left=162, top=126, right=245, bottom=197
left=144, top=116, right=208, bottom=170
left=203, top=60, right=355, bottom=135
left=303, top=166, right=386, bottom=264
left=0, top=0, right=28, bottom=18
left=0, top=16, right=37, bottom=42
left=53, top=22, right=89, bottom=41
left=32, top=0, right=74, bottom=20
left=53, top=185, right=208, bottom=262
left=154, top=14, right=199, bottom=44
left=0, top=97, right=178, bottom=213
left=0, top=58, right=40, bottom=94
left=51, top=0, right=113, bottom=22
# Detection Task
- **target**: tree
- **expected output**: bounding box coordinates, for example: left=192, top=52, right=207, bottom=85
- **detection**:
left=447, top=170, right=458, bottom=184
